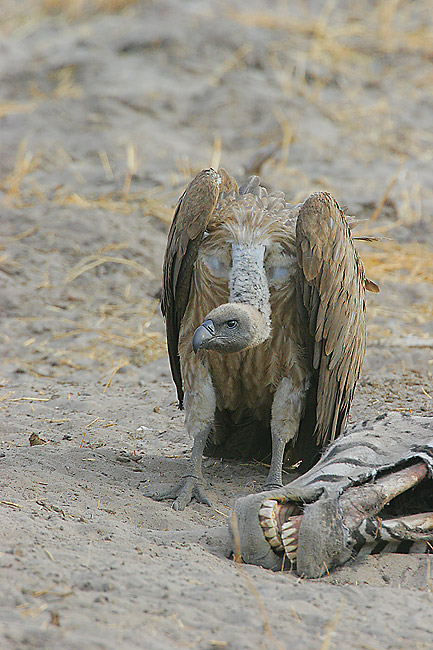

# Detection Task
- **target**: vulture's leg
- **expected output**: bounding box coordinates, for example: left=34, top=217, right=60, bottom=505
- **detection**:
left=152, top=372, right=216, bottom=511
left=264, top=377, right=306, bottom=490
left=152, top=425, right=212, bottom=511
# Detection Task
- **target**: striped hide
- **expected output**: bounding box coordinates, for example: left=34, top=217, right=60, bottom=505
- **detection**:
left=231, top=412, right=433, bottom=577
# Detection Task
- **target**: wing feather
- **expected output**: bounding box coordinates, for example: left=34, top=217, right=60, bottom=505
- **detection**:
left=296, top=192, right=367, bottom=446
left=162, top=169, right=224, bottom=407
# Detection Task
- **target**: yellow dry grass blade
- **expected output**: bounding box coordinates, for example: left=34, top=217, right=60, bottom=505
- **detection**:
left=64, top=254, right=153, bottom=284
left=42, top=0, right=141, bottom=18
left=55, top=190, right=172, bottom=223
left=0, top=102, right=37, bottom=119
left=1, top=139, right=40, bottom=201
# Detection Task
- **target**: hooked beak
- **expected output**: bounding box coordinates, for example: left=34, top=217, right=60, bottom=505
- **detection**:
left=192, top=319, right=215, bottom=353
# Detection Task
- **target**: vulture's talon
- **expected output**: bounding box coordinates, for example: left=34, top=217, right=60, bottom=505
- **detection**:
left=149, top=485, right=181, bottom=503
left=151, top=476, right=211, bottom=511
left=172, top=477, right=212, bottom=510
left=194, top=485, right=212, bottom=508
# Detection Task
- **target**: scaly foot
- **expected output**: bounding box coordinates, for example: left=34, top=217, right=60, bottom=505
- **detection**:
left=151, top=474, right=211, bottom=511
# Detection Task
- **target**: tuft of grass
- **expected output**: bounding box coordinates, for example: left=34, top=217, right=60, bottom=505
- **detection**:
left=1, top=139, right=41, bottom=204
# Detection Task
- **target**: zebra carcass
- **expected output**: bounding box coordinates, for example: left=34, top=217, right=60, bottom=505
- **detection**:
left=231, top=413, right=433, bottom=578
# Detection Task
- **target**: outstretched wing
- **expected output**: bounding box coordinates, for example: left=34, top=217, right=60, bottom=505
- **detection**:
left=162, top=169, right=225, bottom=408
left=296, top=192, right=373, bottom=451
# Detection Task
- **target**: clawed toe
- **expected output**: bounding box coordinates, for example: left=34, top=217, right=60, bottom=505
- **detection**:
left=150, top=476, right=212, bottom=511
left=193, top=484, right=212, bottom=507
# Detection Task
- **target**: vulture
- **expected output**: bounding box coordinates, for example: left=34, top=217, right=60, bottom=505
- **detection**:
left=154, top=168, right=379, bottom=510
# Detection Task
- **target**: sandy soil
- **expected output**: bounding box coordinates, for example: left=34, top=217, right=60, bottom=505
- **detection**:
left=1, top=1, right=433, bottom=648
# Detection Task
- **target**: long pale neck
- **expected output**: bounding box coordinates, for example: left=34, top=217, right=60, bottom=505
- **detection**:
left=229, top=243, right=271, bottom=332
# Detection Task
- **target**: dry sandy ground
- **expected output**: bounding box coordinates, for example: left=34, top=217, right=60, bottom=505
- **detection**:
left=1, top=1, right=433, bottom=648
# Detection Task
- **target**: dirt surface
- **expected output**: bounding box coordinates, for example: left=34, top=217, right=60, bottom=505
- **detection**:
left=1, top=1, right=433, bottom=648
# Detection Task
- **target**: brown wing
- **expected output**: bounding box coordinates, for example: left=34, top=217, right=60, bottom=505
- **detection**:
left=295, top=192, right=369, bottom=451
left=162, top=169, right=223, bottom=408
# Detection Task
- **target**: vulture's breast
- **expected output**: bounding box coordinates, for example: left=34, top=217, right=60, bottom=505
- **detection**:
left=179, top=209, right=305, bottom=418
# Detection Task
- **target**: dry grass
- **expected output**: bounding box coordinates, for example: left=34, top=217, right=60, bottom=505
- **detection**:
left=1, top=140, right=41, bottom=202
left=0, top=130, right=171, bottom=381
left=362, top=241, right=433, bottom=289
left=229, top=0, right=433, bottom=59
left=320, top=600, right=346, bottom=650
left=65, top=254, right=153, bottom=284
left=30, top=66, right=83, bottom=101
left=227, top=0, right=433, bottom=186
left=6, top=303, right=166, bottom=382
left=361, top=239, right=433, bottom=340
left=49, top=295, right=166, bottom=370
left=42, top=0, right=142, bottom=18
left=54, top=190, right=172, bottom=223
left=0, top=137, right=172, bottom=223
left=0, top=0, right=144, bottom=38
left=0, top=102, right=37, bottom=119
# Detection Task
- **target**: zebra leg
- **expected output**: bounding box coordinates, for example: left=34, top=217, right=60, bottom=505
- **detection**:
left=356, top=511, right=433, bottom=552
left=338, top=461, right=428, bottom=528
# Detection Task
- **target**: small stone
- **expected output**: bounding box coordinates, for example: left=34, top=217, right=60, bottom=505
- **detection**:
left=136, top=425, right=152, bottom=434
left=29, top=433, right=46, bottom=446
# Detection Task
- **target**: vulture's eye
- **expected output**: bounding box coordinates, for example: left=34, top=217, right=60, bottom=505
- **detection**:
left=226, top=320, right=238, bottom=329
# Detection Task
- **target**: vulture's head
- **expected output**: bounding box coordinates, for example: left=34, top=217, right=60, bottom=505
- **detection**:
left=192, top=303, right=271, bottom=354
